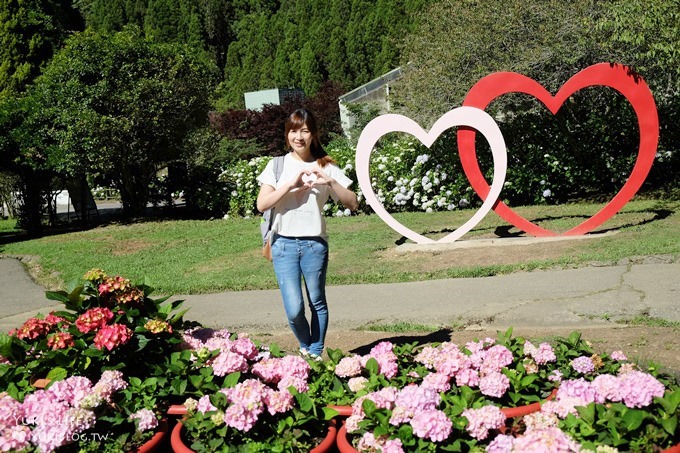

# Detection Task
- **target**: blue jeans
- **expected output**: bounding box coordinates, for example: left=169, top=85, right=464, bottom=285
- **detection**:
left=271, top=235, right=329, bottom=356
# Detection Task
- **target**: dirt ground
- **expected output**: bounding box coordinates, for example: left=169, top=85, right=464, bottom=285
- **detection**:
left=251, top=325, right=680, bottom=380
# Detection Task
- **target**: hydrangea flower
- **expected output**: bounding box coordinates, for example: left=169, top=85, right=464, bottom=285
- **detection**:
left=93, top=323, right=132, bottom=350
left=570, top=356, right=595, bottom=374
left=462, top=405, right=506, bottom=440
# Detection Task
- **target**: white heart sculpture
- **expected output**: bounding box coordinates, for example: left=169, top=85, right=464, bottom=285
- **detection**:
left=355, top=106, right=508, bottom=244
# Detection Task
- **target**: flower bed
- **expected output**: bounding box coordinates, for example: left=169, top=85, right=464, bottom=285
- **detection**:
left=1, top=270, right=679, bottom=452
left=325, top=332, right=680, bottom=452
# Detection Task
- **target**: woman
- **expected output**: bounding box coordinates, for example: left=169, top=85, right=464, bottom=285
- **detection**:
left=256, top=108, right=358, bottom=359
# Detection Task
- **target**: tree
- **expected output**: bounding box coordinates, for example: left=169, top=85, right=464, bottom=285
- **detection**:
left=209, top=81, right=345, bottom=159
left=27, top=27, right=219, bottom=216
left=393, top=0, right=605, bottom=126
left=0, top=0, right=83, bottom=97
left=597, top=0, right=680, bottom=190
left=388, top=0, right=676, bottom=205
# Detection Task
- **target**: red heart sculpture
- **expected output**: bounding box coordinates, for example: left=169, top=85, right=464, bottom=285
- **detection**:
left=458, top=63, right=659, bottom=236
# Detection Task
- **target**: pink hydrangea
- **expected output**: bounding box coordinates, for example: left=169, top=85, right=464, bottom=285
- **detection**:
left=591, top=374, right=622, bottom=402
left=557, top=378, right=601, bottom=404
left=0, top=395, right=24, bottom=427
left=231, top=335, right=259, bottom=360
left=357, top=432, right=404, bottom=453
left=277, top=375, right=308, bottom=393
left=389, top=385, right=439, bottom=425
left=44, top=312, right=67, bottom=327
left=618, top=370, right=665, bottom=408
left=433, top=344, right=471, bottom=377
left=49, top=376, right=93, bottom=407
left=263, top=389, right=294, bottom=415
left=197, top=395, right=216, bottom=413
left=223, top=403, right=262, bottom=432
left=335, top=355, right=363, bottom=377
left=93, top=370, right=128, bottom=403
left=479, top=371, right=510, bottom=398
left=251, top=358, right=281, bottom=383
left=414, top=345, right=440, bottom=368
left=462, top=405, right=506, bottom=440
left=465, top=337, right=496, bottom=368
left=421, top=372, right=451, bottom=392
left=480, top=345, right=514, bottom=373
left=0, top=424, right=31, bottom=451
left=610, top=350, right=628, bottom=361
left=570, top=356, right=595, bottom=374
left=487, top=427, right=581, bottom=452
left=548, top=370, right=563, bottom=383
left=211, top=350, right=249, bottom=377
left=364, top=342, right=398, bottom=379
left=455, top=367, right=481, bottom=387
left=348, top=377, right=368, bottom=392
left=280, top=355, right=310, bottom=380
left=129, top=408, right=158, bottom=432
left=224, top=379, right=267, bottom=410
left=409, top=409, right=452, bottom=442
left=523, top=341, right=557, bottom=365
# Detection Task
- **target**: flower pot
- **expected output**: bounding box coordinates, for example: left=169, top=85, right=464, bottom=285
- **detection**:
left=170, top=419, right=337, bottom=453
left=336, top=422, right=358, bottom=453
left=136, top=419, right=169, bottom=453
left=663, top=443, right=680, bottom=453
left=500, top=388, right=558, bottom=418
left=327, top=405, right=353, bottom=417
left=167, top=404, right=188, bottom=417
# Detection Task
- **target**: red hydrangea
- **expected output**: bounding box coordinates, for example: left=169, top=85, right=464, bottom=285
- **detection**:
left=13, top=317, right=52, bottom=340
left=98, top=276, right=131, bottom=295
left=75, top=307, right=114, bottom=333
left=116, top=288, right=144, bottom=305
left=93, top=324, right=133, bottom=351
left=46, top=332, right=75, bottom=350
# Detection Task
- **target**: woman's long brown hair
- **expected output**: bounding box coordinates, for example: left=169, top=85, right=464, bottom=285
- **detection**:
left=284, top=108, right=335, bottom=167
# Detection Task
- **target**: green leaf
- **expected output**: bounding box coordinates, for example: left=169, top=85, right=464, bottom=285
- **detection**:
left=322, top=406, right=339, bottom=421
left=0, top=333, right=14, bottom=359
left=222, top=371, right=241, bottom=388
left=295, top=391, right=313, bottom=413
left=658, top=389, right=680, bottom=413
left=661, top=414, right=677, bottom=436
left=46, top=367, right=68, bottom=382
left=136, top=335, right=150, bottom=351
left=364, top=357, right=380, bottom=375
left=45, top=290, right=70, bottom=303
left=621, top=409, right=646, bottom=431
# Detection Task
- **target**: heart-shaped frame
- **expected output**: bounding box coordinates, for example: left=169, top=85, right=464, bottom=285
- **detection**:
left=355, top=106, right=507, bottom=244
left=458, top=63, right=659, bottom=236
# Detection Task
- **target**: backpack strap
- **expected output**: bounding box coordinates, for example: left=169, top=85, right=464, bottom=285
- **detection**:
left=262, top=156, right=285, bottom=245
left=273, top=155, right=284, bottom=182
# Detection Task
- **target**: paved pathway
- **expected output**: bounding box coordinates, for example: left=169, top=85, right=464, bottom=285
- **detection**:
left=1, top=256, right=678, bottom=334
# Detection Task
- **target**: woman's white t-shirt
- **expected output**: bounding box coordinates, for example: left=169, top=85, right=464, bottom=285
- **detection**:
left=257, top=153, right=353, bottom=240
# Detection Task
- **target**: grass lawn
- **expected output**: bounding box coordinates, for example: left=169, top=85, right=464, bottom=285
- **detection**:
left=0, top=197, right=678, bottom=295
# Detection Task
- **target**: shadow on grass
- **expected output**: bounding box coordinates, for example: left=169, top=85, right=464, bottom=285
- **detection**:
left=0, top=203, right=197, bottom=247
left=395, top=207, right=673, bottom=244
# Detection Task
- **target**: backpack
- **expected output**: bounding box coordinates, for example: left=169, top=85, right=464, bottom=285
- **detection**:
left=260, top=156, right=285, bottom=246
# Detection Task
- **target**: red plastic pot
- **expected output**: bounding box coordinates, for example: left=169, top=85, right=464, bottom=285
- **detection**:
left=136, top=419, right=169, bottom=453
left=170, top=419, right=338, bottom=453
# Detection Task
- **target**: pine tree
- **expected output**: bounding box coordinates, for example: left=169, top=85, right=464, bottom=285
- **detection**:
left=0, top=0, right=83, bottom=96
